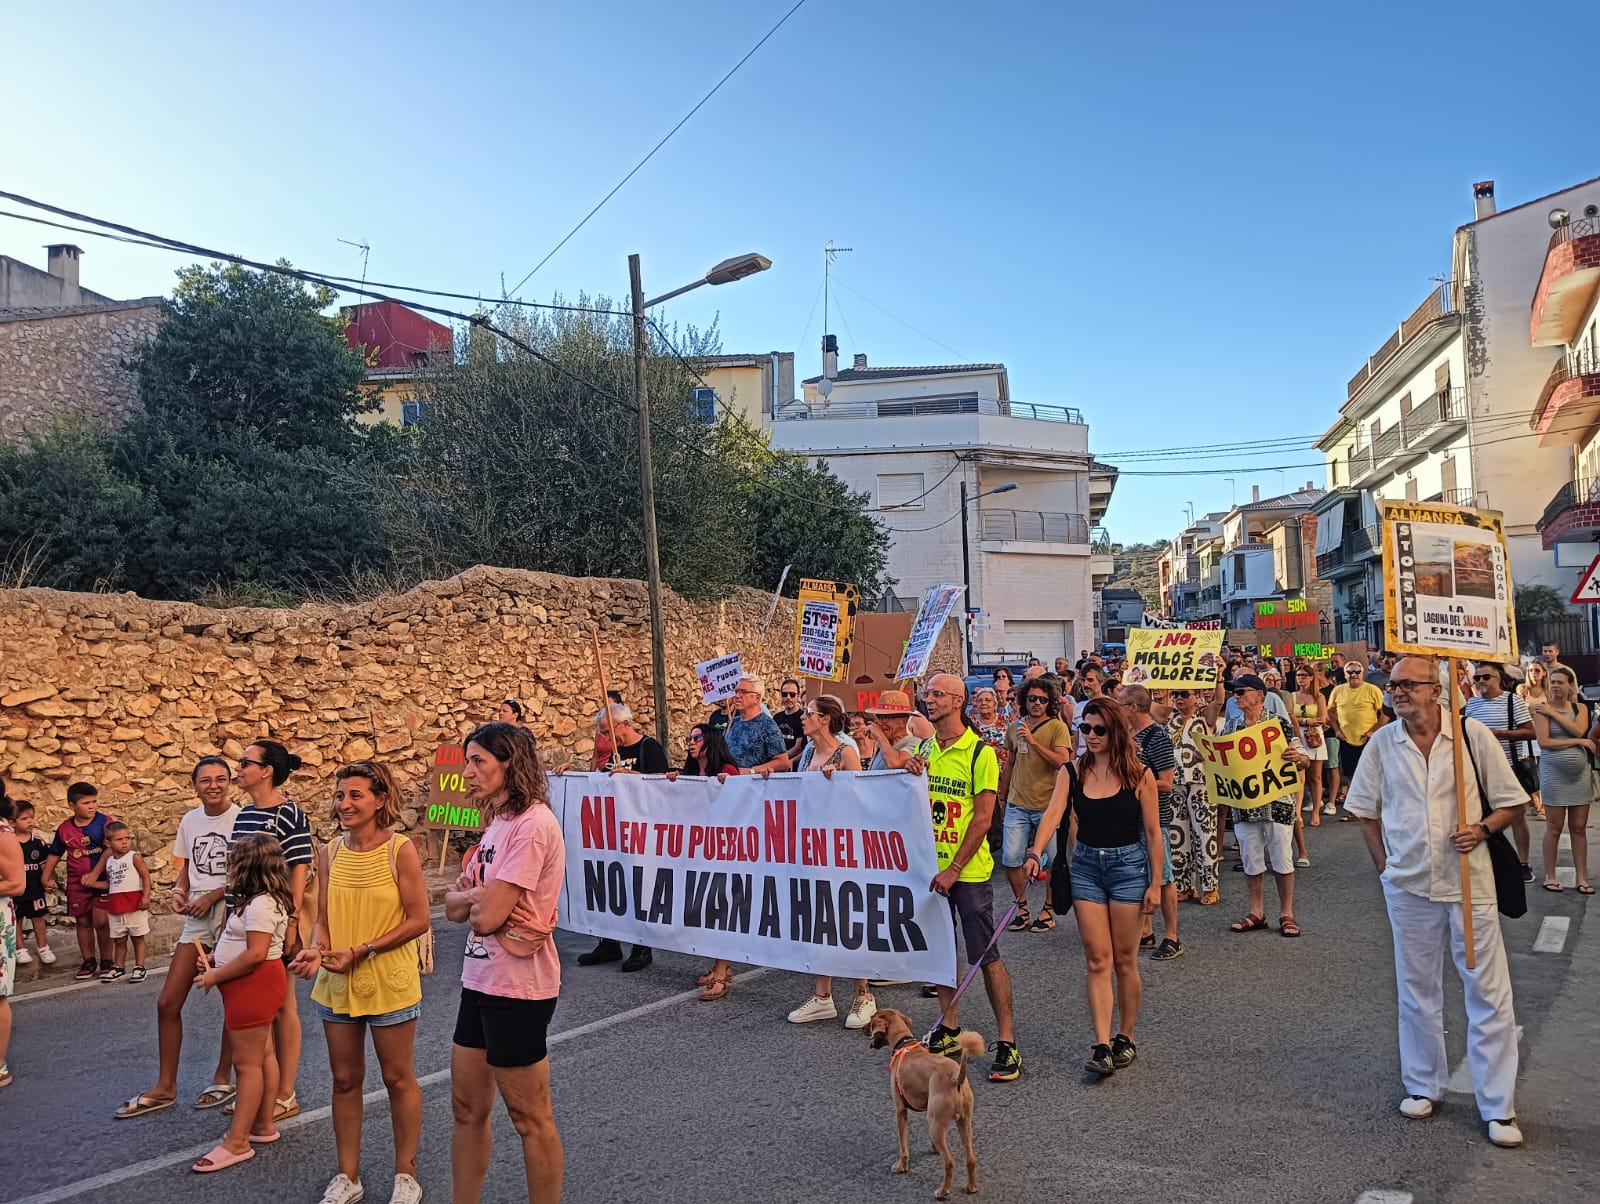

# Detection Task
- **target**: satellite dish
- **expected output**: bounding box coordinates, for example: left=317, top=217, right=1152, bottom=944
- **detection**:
left=817, top=377, right=833, bottom=398
left=1549, top=207, right=1571, bottom=230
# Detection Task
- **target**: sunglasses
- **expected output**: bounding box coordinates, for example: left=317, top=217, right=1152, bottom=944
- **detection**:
left=688, top=733, right=704, bottom=743
left=1024, top=695, right=1048, bottom=705
left=1076, top=722, right=1109, bottom=736
left=780, top=691, right=797, bottom=699
left=237, top=758, right=268, bottom=770
left=1472, top=674, right=1495, bottom=682
left=1171, top=691, right=1191, bottom=700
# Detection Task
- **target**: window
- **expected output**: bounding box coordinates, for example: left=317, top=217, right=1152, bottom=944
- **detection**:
left=1434, top=361, right=1451, bottom=392
left=692, top=387, right=717, bottom=424
left=877, top=472, right=926, bottom=511
left=399, top=401, right=429, bottom=427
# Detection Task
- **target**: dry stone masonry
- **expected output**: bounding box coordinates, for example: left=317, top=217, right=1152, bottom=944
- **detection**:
left=0, top=300, right=162, bottom=440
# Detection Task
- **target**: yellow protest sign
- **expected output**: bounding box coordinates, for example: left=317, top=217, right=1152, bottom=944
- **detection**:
left=1381, top=500, right=1516, bottom=660
left=794, top=578, right=858, bottom=682
left=1125, top=628, right=1223, bottom=689
left=1195, top=718, right=1301, bottom=807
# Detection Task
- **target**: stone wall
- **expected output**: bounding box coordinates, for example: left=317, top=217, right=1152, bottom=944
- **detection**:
left=0, top=567, right=957, bottom=901
left=0, top=300, right=162, bottom=440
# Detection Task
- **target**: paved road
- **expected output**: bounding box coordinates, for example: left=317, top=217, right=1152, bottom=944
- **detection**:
left=6, top=816, right=1598, bottom=1204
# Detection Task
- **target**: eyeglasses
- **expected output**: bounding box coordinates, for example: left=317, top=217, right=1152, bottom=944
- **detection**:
left=1389, top=679, right=1438, bottom=693
left=237, top=758, right=267, bottom=770
left=688, top=734, right=704, bottom=743
left=733, top=688, right=758, bottom=697
left=1076, top=722, right=1109, bottom=736
left=921, top=688, right=954, bottom=700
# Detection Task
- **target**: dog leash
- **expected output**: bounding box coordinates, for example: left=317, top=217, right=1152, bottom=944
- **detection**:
left=923, top=886, right=1028, bottom=1045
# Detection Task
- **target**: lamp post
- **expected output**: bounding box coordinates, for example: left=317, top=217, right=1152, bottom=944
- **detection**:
left=958, top=478, right=1018, bottom=672
left=630, top=251, right=772, bottom=746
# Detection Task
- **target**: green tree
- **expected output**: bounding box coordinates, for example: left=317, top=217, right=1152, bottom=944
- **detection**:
left=1515, top=583, right=1569, bottom=622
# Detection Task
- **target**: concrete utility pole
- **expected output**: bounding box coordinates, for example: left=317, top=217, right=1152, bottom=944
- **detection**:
left=629, top=254, right=671, bottom=748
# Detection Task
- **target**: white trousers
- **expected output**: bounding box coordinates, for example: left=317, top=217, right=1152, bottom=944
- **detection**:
left=1381, top=878, right=1518, bottom=1121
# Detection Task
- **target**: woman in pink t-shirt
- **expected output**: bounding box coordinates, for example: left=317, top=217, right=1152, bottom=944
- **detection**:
left=445, top=721, right=565, bottom=1204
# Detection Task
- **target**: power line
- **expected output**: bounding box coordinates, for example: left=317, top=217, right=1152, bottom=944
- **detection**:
left=825, top=272, right=968, bottom=361
left=501, top=0, right=812, bottom=298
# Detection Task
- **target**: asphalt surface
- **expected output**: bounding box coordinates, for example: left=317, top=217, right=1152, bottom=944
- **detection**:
left=5, top=813, right=1597, bottom=1204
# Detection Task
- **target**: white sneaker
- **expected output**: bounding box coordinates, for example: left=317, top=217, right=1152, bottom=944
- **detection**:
left=38, top=944, right=57, bottom=965
left=844, top=993, right=878, bottom=1030
left=787, top=995, right=838, bottom=1023
left=318, top=1173, right=365, bottom=1204
left=1488, top=1119, right=1524, bottom=1147
left=389, top=1173, right=422, bottom=1204
left=16, top=947, right=32, bottom=965
left=1398, top=1095, right=1436, bottom=1119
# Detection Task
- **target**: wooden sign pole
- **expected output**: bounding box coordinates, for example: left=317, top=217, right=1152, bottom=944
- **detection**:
left=1447, top=656, right=1476, bottom=970
left=592, top=627, right=623, bottom=770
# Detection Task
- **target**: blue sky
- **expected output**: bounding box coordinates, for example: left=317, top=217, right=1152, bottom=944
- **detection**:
left=0, top=2, right=1578, bottom=542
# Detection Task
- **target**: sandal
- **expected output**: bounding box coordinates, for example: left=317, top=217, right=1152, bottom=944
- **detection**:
left=1543, top=882, right=1564, bottom=893
left=1028, top=906, right=1055, bottom=933
left=1007, top=902, right=1032, bottom=932
left=1279, top=916, right=1302, bottom=938
left=194, top=1084, right=235, bottom=1110
left=192, top=1144, right=255, bottom=1174
left=698, top=972, right=734, bottom=1002
left=1230, top=914, right=1268, bottom=933
left=1139, top=933, right=1156, bottom=949
left=694, top=966, right=720, bottom=987
left=115, top=1093, right=175, bottom=1119
left=1579, top=884, right=1596, bottom=896
left=129, top=966, right=147, bottom=983
left=225, top=1091, right=296, bottom=1120
left=1199, top=890, right=1220, bottom=905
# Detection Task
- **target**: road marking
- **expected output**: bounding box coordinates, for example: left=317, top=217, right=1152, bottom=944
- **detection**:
left=1355, top=1192, right=1414, bottom=1204
left=14, top=965, right=172, bottom=1003
left=1533, top=915, right=1571, bottom=954
left=1446, top=1025, right=1523, bottom=1096
left=10, top=967, right=772, bottom=1204
left=1556, top=867, right=1576, bottom=887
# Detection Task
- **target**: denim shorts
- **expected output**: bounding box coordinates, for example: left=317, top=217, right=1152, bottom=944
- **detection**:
left=1071, top=841, right=1151, bottom=905
left=1001, top=803, right=1057, bottom=869
left=313, top=999, right=422, bottom=1027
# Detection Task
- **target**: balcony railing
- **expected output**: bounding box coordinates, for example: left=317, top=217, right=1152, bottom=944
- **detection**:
left=1548, top=215, right=1600, bottom=254
left=981, top=509, right=1090, bottom=544
left=776, top=396, right=1084, bottom=423
left=1347, top=282, right=1459, bottom=403
left=1090, top=525, right=1113, bottom=551
left=1440, top=486, right=1476, bottom=507
left=1532, top=347, right=1600, bottom=432
left=1342, top=388, right=1468, bottom=482
left=1538, top=476, right=1600, bottom=533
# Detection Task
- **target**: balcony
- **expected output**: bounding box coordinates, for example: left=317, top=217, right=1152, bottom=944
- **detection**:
left=1342, top=389, right=1468, bottom=485
left=1531, top=217, right=1600, bottom=347
left=1350, top=523, right=1382, bottom=561
left=1346, top=283, right=1460, bottom=404
left=1537, top=476, right=1600, bottom=549
left=1315, top=533, right=1367, bottom=580
left=776, top=396, right=1083, bottom=423
left=1089, top=525, right=1115, bottom=587
left=1440, top=486, right=1476, bottom=507
left=980, top=509, right=1091, bottom=555
left=1531, top=348, right=1600, bottom=447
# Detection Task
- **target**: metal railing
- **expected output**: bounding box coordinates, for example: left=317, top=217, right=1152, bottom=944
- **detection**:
left=1547, top=215, right=1600, bottom=253
left=1538, top=476, right=1600, bottom=532
left=981, top=509, right=1090, bottom=544
left=775, top=396, right=1085, bottom=423
left=1342, top=388, right=1467, bottom=481
left=1441, top=486, right=1476, bottom=506
left=1347, top=282, right=1459, bottom=402
left=1532, top=347, right=1600, bottom=431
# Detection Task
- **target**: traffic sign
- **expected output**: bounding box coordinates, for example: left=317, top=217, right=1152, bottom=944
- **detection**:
left=1571, top=553, right=1600, bottom=604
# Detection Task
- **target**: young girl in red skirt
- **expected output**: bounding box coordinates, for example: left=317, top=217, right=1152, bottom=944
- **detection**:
left=192, top=832, right=293, bottom=1173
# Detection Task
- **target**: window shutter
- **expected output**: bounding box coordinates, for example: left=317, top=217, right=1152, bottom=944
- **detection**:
left=1435, top=362, right=1451, bottom=392
left=877, top=473, right=926, bottom=510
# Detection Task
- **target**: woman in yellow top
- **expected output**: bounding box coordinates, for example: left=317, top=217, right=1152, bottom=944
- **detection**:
left=289, top=762, right=431, bottom=1204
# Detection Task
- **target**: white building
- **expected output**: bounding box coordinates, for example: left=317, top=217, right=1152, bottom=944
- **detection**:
left=1157, top=514, right=1224, bottom=620
left=767, top=352, right=1116, bottom=665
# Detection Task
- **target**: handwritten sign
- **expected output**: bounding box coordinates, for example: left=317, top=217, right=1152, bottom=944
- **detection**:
left=1124, top=628, right=1223, bottom=688
left=896, top=584, right=966, bottom=680
left=694, top=652, right=744, bottom=704
left=1382, top=500, right=1516, bottom=659
left=795, top=578, right=858, bottom=681
left=1196, top=718, right=1301, bottom=808
left=423, top=744, right=484, bottom=832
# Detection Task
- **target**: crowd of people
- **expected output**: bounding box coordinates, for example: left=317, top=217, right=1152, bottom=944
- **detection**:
left=0, top=638, right=1590, bottom=1197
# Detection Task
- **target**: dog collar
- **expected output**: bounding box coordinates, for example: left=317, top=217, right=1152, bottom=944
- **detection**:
left=892, top=1034, right=922, bottom=1052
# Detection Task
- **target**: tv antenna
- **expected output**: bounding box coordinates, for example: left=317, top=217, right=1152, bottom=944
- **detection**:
left=824, top=241, right=851, bottom=338
left=338, top=237, right=372, bottom=301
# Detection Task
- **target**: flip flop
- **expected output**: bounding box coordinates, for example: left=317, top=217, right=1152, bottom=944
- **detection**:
left=195, top=1084, right=236, bottom=1109
left=1578, top=884, right=1596, bottom=895
left=1543, top=882, right=1564, bottom=893
left=192, top=1143, right=255, bottom=1173
left=115, top=1093, right=174, bottom=1119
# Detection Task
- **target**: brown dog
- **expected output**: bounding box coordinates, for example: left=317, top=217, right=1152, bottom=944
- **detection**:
left=865, top=1007, right=983, bottom=1198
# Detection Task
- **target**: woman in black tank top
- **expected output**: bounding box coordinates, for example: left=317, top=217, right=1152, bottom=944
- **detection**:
left=1025, top=696, right=1162, bottom=1077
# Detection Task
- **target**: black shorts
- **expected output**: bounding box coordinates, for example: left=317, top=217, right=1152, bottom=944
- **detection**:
left=1338, top=739, right=1367, bottom=777
left=947, top=880, right=1001, bottom=968
left=453, top=988, right=558, bottom=1068
left=17, top=891, right=47, bottom=919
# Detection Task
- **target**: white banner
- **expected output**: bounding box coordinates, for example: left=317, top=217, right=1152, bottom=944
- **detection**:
left=693, top=652, right=744, bottom=703
left=896, top=583, right=965, bottom=680
left=550, top=771, right=958, bottom=984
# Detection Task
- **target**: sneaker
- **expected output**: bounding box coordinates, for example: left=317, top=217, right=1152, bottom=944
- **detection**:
left=843, top=993, right=878, bottom=1030
left=74, top=960, right=96, bottom=981
left=38, top=944, right=57, bottom=965
left=1085, top=1043, right=1115, bottom=1076
left=318, top=1173, right=365, bottom=1204
left=919, top=983, right=941, bottom=999
left=16, top=947, right=32, bottom=965
left=926, top=1025, right=962, bottom=1057
left=988, top=1041, right=1022, bottom=1082
left=1521, top=863, right=1535, bottom=883
left=577, top=939, right=623, bottom=966
left=1151, top=938, right=1184, bottom=961
left=1110, top=1033, right=1138, bottom=1068
left=1321, top=803, right=1338, bottom=816
left=389, top=1172, right=421, bottom=1204
left=130, top=966, right=147, bottom=983
left=786, top=995, right=838, bottom=1024
left=1399, top=1095, right=1436, bottom=1119
left=1487, top=1118, right=1524, bottom=1148
left=619, top=946, right=654, bottom=973
left=100, top=967, right=126, bottom=982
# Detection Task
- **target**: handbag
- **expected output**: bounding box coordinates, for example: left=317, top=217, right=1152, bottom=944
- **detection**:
left=1500, top=696, right=1540, bottom=794
left=1460, top=724, right=1528, bottom=919
left=1048, top=763, right=1075, bottom=907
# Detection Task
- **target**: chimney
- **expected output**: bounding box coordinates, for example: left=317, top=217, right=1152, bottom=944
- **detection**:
left=1251, top=485, right=1261, bottom=503
left=46, top=243, right=83, bottom=292
left=821, top=334, right=838, bottom=380
left=853, top=353, right=868, bottom=370
left=1473, top=181, right=1496, bottom=221
left=1304, top=481, right=1313, bottom=491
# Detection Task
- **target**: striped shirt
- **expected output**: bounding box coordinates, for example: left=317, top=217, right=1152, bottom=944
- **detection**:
left=230, top=800, right=314, bottom=868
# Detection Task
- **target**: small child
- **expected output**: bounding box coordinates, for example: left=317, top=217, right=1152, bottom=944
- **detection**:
left=39, top=782, right=115, bottom=980
left=80, top=820, right=151, bottom=982
left=192, top=832, right=292, bottom=1174
left=12, top=802, right=55, bottom=966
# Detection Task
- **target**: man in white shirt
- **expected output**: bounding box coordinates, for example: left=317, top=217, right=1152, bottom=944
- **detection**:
left=1344, top=656, right=1526, bottom=1149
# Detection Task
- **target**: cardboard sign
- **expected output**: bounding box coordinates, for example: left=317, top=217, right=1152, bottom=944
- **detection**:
left=694, top=652, right=744, bottom=704
left=423, top=744, right=485, bottom=832
left=1124, top=629, right=1223, bottom=688
left=896, top=584, right=966, bottom=680
left=795, top=578, right=858, bottom=681
left=1196, top=718, right=1301, bottom=808
left=1382, top=501, right=1516, bottom=659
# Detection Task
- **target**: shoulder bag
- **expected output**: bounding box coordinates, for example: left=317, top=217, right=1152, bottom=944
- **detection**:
left=1048, top=761, right=1075, bottom=908
left=1459, top=725, right=1528, bottom=919
left=1501, top=696, right=1540, bottom=794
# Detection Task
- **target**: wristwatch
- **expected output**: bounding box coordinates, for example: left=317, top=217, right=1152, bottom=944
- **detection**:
left=1477, top=822, right=1492, bottom=841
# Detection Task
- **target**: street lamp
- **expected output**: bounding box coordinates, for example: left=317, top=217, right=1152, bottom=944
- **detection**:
left=958, top=479, right=1018, bottom=672
left=630, top=251, right=772, bottom=746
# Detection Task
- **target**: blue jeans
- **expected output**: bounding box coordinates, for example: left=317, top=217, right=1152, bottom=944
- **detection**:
left=1001, top=803, right=1057, bottom=869
left=1071, top=841, right=1151, bottom=905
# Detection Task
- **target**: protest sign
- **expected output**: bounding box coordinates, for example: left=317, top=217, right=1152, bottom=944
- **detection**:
left=795, top=578, right=858, bottom=681
left=1381, top=500, right=1516, bottom=659
left=1125, top=628, right=1223, bottom=688
left=896, top=584, right=966, bottom=680
left=1195, top=718, right=1301, bottom=807
left=423, top=743, right=484, bottom=833
left=694, top=652, right=744, bottom=704
left=1228, top=598, right=1324, bottom=658
left=550, top=771, right=958, bottom=984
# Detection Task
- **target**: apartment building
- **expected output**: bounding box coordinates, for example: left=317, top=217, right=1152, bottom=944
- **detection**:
left=1216, top=486, right=1325, bottom=629
left=1157, top=514, right=1224, bottom=620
